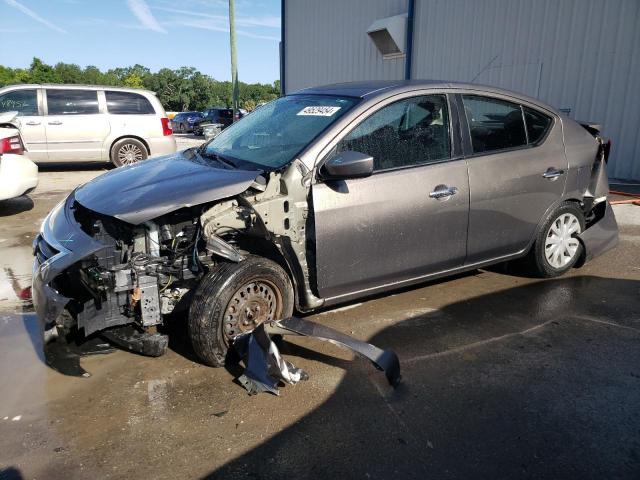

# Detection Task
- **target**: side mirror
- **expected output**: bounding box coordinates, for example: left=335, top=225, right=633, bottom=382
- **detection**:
left=321, top=150, right=374, bottom=180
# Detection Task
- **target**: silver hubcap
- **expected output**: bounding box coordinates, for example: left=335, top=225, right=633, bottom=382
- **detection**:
left=222, top=280, right=281, bottom=342
left=117, top=143, right=144, bottom=165
left=545, top=213, right=581, bottom=269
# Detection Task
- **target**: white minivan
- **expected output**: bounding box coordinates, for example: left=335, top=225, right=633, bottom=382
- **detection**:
left=0, top=84, right=177, bottom=166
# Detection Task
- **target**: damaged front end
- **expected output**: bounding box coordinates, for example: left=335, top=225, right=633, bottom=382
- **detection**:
left=32, top=154, right=320, bottom=366
left=33, top=191, right=214, bottom=357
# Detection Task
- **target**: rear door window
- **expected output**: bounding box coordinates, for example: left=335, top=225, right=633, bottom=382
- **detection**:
left=47, top=89, right=99, bottom=115
left=462, top=95, right=527, bottom=153
left=0, top=89, right=38, bottom=116
left=105, top=91, right=155, bottom=114
left=337, top=94, right=451, bottom=171
left=523, top=106, right=552, bottom=144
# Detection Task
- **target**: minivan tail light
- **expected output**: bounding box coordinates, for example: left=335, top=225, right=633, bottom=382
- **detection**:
left=0, top=135, right=25, bottom=155
left=161, top=117, right=172, bottom=136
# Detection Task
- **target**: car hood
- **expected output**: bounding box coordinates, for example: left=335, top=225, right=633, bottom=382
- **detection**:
left=75, top=151, right=261, bottom=224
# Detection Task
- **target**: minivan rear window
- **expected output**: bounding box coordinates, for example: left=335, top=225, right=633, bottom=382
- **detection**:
left=47, top=89, right=99, bottom=115
left=106, top=91, right=155, bottom=115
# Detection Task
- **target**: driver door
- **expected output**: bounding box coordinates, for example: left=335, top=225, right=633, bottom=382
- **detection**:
left=312, top=94, right=469, bottom=299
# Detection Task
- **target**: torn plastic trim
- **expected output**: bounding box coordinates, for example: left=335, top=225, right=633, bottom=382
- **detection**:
left=234, top=323, right=309, bottom=395
left=233, top=316, right=401, bottom=395
left=578, top=201, right=619, bottom=264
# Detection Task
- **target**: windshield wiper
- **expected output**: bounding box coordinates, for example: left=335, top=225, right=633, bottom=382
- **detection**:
left=199, top=149, right=237, bottom=169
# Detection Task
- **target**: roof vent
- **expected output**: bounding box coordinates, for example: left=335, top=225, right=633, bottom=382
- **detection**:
left=367, top=14, right=407, bottom=59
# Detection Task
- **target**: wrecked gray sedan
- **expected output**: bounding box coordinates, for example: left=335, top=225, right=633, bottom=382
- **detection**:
left=33, top=80, right=618, bottom=366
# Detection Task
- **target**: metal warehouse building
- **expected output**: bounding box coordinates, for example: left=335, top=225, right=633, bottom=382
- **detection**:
left=281, top=0, right=640, bottom=180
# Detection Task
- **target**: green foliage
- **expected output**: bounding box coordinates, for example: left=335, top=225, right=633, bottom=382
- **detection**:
left=0, top=57, right=280, bottom=111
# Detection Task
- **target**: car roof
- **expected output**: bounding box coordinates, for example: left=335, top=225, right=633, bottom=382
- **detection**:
left=0, top=83, right=157, bottom=96
left=293, top=80, right=557, bottom=113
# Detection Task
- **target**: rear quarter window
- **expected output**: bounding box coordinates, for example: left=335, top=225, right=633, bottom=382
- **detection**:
left=523, top=107, right=553, bottom=144
left=106, top=91, right=156, bottom=115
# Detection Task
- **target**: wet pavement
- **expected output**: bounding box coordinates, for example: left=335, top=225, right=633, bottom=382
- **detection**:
left=1, top=160, right=639, bottom=479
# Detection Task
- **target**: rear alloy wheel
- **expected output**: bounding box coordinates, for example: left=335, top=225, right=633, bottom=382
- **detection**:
left=188, top=256, right=294, bottom=367
left=111, top=138, right=147, bottom=167
left=526, top=202, right=585, bottom=277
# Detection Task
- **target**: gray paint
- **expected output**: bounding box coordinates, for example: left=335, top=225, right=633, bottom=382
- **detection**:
left=284, top=0, right=640, bottom=180
left=75, top=152, right=260, bottom=224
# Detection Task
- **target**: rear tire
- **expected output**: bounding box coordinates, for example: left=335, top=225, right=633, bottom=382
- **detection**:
left=188, top=256, right=294, bottom=367
left=110, top=138, right=148, bottom=167
left=525, top=202, right=585, bottom=278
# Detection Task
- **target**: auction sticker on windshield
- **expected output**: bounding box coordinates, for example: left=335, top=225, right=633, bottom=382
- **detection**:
left=297, top=106, right=341, bottom=116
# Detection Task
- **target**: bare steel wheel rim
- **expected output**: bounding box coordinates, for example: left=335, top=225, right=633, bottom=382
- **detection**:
left=117, top=143, right=144, bottom=165
left=545, top=213, right=581, bottom=269
left=222, top=279, right=282, bottom=343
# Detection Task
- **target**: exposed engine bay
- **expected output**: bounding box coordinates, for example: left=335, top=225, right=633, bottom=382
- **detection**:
left=37, top=161, right=318, bottom=351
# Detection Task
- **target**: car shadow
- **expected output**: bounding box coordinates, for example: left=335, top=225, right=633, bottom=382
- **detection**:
left=202, top=275, right=640, bottom=479
left=0, top=195, right=34, bottom=216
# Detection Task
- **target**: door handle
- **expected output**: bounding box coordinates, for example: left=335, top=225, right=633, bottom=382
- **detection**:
left=48, top=121, right=63, bottom=126
left=429, top=184, right=459, bottom=200
left=542, top=167, right=565, bottom=180
left=25, top=121, right=41, bottom=126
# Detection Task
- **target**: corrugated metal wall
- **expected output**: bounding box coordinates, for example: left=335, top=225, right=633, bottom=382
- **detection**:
left=283, top=0, right=407, bottom=92
left=284, top=0, right=640, bottom=179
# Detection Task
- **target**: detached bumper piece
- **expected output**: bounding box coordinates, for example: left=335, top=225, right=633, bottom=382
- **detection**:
left=578, top=201, right=619, bottom=263
left=234, top=316, right=402, bottom=396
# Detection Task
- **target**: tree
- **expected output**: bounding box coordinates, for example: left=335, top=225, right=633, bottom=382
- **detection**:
left=123, top=73, right=144, bottom=89
left=0, top=59, right=280, bottom=111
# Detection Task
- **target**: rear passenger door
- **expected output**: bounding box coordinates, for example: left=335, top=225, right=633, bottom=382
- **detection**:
left=460, top=94, right=566, bottom=263
left=44, top=89, right=110, bottom=162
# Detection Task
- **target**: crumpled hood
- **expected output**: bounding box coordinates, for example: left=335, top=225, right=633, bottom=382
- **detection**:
left=75, top=151, right=261, bottom=224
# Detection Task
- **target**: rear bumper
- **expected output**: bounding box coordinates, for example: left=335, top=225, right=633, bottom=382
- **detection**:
left=578, top=201, right=619, bottom=263
left=147, top=136, right=177, bottom=158
left=0, top=153, right=38, bottom=200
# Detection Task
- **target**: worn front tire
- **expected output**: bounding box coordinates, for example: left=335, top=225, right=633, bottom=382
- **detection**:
left=525, top=202, right=585, bottom=278
left=188, top=256, right=294, bottom=367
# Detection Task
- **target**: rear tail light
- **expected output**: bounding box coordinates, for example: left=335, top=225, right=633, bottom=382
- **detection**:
left=161, top=117, right=172, bottom=136
left=0, top=135, right=25, bottom=155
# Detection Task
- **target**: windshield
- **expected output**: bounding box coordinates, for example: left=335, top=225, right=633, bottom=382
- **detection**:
left=203, top=94, right=357, bottom=169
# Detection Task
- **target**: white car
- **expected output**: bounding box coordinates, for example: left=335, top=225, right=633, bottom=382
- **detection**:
left=0, top=84, right=176, bottom=167
left=0, top=112, right=38, bottom=201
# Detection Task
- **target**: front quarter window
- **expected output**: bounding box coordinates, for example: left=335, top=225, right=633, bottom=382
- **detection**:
left=203, top=95, right=357, bottom=170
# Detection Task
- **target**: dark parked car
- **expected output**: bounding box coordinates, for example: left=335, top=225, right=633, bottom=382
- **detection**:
left=34, top=80, right=618, bottom=368
left=171, top=111, right=204, bottom=133
left=192, top=107, right=235, bottom=135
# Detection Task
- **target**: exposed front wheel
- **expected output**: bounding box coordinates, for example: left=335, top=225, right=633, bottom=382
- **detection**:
left=188, top=256, right=294, bottom=367
left=526, top=202, right=585, bottom=277
left=110, top=138, right=148, bottom=167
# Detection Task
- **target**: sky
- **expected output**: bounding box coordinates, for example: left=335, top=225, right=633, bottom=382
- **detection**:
left=0, top=0, right=281, bottom=84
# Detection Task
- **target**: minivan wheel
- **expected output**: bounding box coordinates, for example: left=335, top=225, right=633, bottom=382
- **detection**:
left=111, top=138, right=148, bottom=167
left=526, top=202, right=585, bottom=278
left=188, top=256, right=294, bottom=367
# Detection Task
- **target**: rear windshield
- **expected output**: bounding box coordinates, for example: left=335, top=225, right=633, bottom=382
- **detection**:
left=203, top=95, right=357, bottom=170
left=106, top=91, right=155, bottom=115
